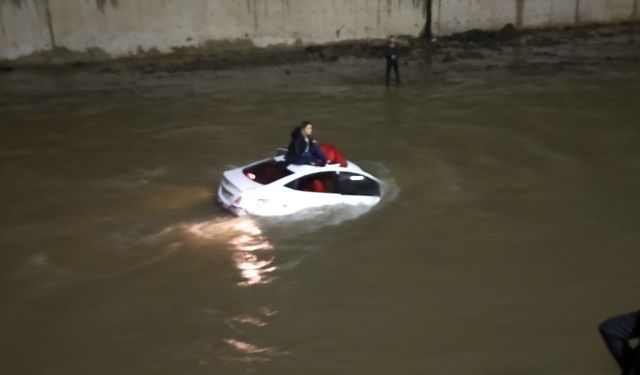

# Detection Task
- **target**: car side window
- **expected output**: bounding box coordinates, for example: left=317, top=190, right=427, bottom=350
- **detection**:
left=338, top=173, right=380, bottom=196
left=285, top=172, right=339, bottom=193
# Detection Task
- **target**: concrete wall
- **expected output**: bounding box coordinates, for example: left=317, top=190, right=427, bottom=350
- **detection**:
left=433, top=0, right=639, bottom=35
left=0, top=0, right=52, bottom=59
left=0, top=0, right=426, bottom=62
left=433, top=0, right=519, bottom=35
left=1, top=0, right=638, bottom=63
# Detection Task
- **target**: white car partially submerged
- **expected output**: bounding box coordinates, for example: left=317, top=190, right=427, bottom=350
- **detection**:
left=218, top=150, right=382, bottom=216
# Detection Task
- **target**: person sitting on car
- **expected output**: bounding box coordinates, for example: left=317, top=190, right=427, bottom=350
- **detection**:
left=285, top=121, right=328, bottom=166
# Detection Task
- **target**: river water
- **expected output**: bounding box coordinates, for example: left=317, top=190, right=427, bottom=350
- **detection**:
left=1, top=56, right=639, bottom=374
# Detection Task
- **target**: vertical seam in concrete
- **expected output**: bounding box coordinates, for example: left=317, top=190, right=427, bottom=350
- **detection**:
left=436, top=0, right=441, bottom=35
left=516, top=0, right=524, bottom=29
left=425, top=0, right=432, bottom=40
left=44, top=0, right=56, bottom=48
left=0, top=13, right=5, bottom=37
left=634, top=0, right=639, bottom=19
left=575, top=0, right=581, bottom=24
left=252, top=0, right=258, bottom=30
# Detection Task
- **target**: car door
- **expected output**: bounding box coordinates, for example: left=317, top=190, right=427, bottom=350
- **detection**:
left=337, top=172, right=381, bottom=206
left=284, top=172, right=341, bottom=211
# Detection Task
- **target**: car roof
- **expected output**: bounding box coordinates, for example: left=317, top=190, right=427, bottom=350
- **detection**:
left=269, top=155, right=361, bottom=174
left=232, top=155, right=381, bottom=189
left=265, top=155, right=380, bottom=183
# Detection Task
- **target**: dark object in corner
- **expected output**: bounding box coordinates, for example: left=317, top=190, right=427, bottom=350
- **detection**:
left=599, top=310, right=640, bottom=375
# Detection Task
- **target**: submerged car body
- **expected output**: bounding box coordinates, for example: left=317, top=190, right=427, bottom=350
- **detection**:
left=218, top=153, right=382, bottom=216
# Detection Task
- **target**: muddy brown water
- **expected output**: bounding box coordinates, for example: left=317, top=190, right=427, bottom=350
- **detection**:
left=1, top=56, right=640, bottom=375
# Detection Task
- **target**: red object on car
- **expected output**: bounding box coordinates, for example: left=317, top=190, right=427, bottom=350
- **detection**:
left=319, top=143, right=347, bottom=167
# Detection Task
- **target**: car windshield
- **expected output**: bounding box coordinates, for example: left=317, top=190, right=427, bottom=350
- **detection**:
left=243, top=160, right=292, bottom=185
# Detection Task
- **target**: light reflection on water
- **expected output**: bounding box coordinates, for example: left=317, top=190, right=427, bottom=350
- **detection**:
left=152, top=217, right=278, bottom=363
left=223, top=338, right=288, bottom=359
left=179, top=204, right=394, bottom=363
left=182, top=217, right=286, bottom=362
left=186, top=217, right=275, bottom=287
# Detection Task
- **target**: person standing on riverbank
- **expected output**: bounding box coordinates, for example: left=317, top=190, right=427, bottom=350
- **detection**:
left=385, top=35, right=400, bottom=86
left=599, top=310, right=640, bottom=375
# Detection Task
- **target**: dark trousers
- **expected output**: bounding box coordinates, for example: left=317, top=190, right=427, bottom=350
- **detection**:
left=599, top=310, right=640, bottom=375
left=386, top=59, right=400, bottom=85
left=288, top=143, right=327, bottom=166
left=308, top=143, right=327, bottom=165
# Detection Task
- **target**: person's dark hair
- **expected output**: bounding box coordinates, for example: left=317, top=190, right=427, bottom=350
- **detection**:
left=300, top=120, right=312, bottom=127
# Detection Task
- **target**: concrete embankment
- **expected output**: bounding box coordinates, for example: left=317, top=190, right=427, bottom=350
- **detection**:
left=0, top=0, right=638, bottom=64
